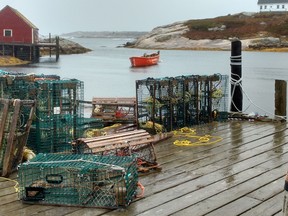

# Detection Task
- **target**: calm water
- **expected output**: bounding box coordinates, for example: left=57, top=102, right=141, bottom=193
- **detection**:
left=1, top=37, right=288, bottom=117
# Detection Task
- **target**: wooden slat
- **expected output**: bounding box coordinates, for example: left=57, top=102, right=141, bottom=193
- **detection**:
left=2, top=99, right=21, bottom=177
left=91, top=138, right=155, bottom=153
left=0, top=99, right=9, bottom=150
left=77, top=129, right=148, bottom=143
left=87, top=134, right=152, bottom=149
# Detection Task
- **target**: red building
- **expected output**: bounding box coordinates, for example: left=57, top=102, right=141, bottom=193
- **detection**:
left=0, top=5, right=39, bottom=44
left=0, top=5, right=59, bottom=62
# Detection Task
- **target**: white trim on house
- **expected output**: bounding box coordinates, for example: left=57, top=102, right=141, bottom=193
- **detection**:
left=258, top=2, right=288, bottom=12
left=3, top=29, right=12, bottom=37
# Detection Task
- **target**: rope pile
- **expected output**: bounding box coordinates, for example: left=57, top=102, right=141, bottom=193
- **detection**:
left=173, top=127, right=223, bottom=147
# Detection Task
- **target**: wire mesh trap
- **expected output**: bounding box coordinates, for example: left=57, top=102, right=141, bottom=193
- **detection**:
left=0, top=73, right=85, bottom=153
left=136, top=74, right=229, bottom=132
left=18, top=153, right=138, bottom=209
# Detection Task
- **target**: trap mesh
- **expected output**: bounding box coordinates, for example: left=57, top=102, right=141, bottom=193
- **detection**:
left=0, top=73, right=84, bottom=153
left=18, top=153, right=138, bottom=209
left=136, top=74, right=229, bottom=132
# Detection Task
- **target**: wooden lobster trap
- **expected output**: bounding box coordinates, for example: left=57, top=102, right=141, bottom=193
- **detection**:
left=91, top=97, right=136, bottom=125
left=0, top=98, right=36, bottom=176
left=73, top=129, right=161, bottom=172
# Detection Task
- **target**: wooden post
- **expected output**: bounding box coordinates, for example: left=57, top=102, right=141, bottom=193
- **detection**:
left=230, top=40, right=243, bottom=112
left=49, top=33, right=52, bottom=57
left=283, top=173, right=288, bottom=215
left=56, top=36, right=60, bottom=61
left=275, top=80, right=287, bottom=120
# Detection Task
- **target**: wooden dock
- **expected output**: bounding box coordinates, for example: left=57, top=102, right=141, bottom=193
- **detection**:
left=1, top=120, right=288, bottom=215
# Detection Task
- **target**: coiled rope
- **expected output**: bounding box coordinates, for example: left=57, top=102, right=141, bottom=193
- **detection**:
left=173, top=127, right=223, bottom=147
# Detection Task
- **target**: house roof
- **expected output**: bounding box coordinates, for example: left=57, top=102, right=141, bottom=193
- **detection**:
left=0, top=5, right=38, bottom=29
left=258, top=0, right=288, bottom=4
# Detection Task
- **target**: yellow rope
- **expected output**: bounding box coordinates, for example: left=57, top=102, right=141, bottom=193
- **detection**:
left=0, top=177, right=19, bottom=192
left=173, top=127, right=223, bottom=147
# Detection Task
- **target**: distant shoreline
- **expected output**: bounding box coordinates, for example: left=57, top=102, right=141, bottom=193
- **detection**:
left=1, top=37, right=288, bottom=67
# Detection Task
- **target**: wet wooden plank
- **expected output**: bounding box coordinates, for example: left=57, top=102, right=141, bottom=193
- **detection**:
left=0, top=121, right=287, bottom=216
left=107, top=122, right=288, bottom=215
left=64, top=208, right=110, bottom=216
left=205, top=196, right=261, bottom=216
left=240, top=192, right=284, bottom=216
left=169, top=164, right=287, bottom=216
left=0, top=201, right=29, bottom=215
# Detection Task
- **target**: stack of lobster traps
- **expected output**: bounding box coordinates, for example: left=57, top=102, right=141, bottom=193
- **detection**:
left=136, top=74, right=229, bottom=132
left=0, top=72, right=85, bottom=154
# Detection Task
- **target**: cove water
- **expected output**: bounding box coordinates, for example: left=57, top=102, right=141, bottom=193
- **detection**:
left=1, top=37, right=288, bottom=117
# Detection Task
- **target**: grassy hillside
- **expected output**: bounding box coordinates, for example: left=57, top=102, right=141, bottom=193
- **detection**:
left=184, top=12, right=288, bottom=40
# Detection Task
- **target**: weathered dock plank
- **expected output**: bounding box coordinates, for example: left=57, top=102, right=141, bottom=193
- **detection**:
left=0, top=121, right=287, bottom=216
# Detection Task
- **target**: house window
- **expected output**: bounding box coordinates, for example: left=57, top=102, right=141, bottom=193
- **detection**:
left=264, top=5, right=267, bottom=9
left=283, top=5, right=285, bottom=9
left=277, top=5, right=280, bottom=9
left=3, top=29, right=12, bottom=37
left=260, top=5, right=263, bottom=9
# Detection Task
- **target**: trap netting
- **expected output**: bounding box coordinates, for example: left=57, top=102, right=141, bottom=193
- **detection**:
left=28, top=79, right=85, bottom=153
left=18, top=153, right=138, bottom=209
left=136, top=74, right=229, bottom=132
left=0, top=72, right=85, bottom=153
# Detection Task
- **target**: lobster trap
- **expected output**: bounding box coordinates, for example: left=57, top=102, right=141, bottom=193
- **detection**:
left=91, top=97, right=136, bottom=125
left=0, top=99, right=35, bottom=176
left=136, top=74, right=229, bottom=132
left=0, top=72, right=85, bottom=153
left=28, top=79, right=85, bottom=153
left=73, top=129, right=160, bottom=172
left=18, top=153, right=138, bottom=209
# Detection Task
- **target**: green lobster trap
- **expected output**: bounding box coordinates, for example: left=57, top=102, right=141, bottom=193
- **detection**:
left=0, top=72, right=85, bottom=153
left=18, top=154, right=138, bottom=209
left=28, top=79, right=85, bottom=153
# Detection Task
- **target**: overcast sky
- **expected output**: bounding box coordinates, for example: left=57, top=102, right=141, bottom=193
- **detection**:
left=0, top=0, right=259, bottom=36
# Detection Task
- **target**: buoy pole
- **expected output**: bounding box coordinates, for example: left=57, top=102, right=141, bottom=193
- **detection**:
left=230, top=40, right=243, bottom=112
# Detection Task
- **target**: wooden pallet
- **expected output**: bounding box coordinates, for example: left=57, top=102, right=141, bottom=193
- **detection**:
left=0, top=99, right=36, bottom=177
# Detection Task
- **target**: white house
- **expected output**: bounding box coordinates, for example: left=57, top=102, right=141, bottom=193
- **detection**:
left=258, top=0, right=288, bottom=12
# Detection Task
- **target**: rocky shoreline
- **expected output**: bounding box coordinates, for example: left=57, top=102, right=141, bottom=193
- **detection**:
left=124, top=21, right=288, bottom=51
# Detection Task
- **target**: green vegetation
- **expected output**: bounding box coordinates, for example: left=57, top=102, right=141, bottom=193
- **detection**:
left=183, top=12, right=288, bottom=40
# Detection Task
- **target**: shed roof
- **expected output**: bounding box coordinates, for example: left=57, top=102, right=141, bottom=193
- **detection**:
left=0, top=5, right=38, bottom=29
left=258, top=0, right=288, bottom=3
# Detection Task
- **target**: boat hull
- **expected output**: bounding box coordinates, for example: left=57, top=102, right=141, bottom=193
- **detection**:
left=129, top=55, right=159, bottom=67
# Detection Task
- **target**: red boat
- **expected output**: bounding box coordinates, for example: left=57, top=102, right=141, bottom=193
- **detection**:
left=129, top=51, right=160, bottom=67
